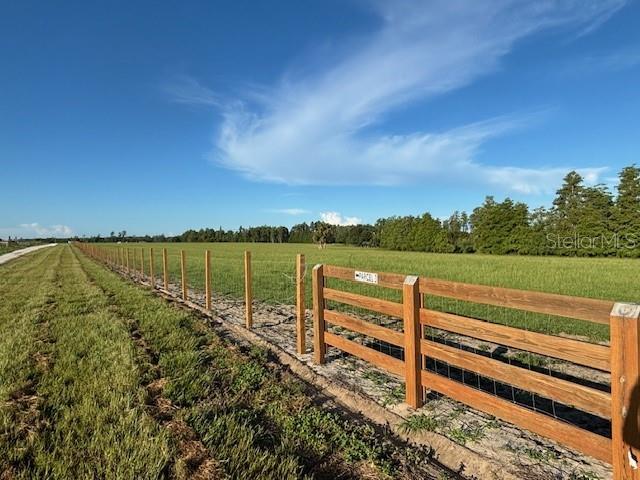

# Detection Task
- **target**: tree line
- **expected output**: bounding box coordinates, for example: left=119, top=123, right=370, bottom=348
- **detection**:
left=82, top=164, right=639, bottom=257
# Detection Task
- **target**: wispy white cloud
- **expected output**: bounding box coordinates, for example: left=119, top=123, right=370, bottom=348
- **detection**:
left=0, top=223, right=73, bottom=239
left=185, top=0, right=625, bottom=193
left=483, top=165, right=607, bottom=194
left=266, top=208, right=310, bottom=215
left=320, top=211, right=362, bottom=226
left=164, top=75, right=220, bottom=107
left=561, top=48, right=640, bottom=75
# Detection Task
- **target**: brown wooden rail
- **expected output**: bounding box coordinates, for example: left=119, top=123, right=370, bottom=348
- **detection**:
left=323, top=264, right=614, bottom=323
left=311, top=263, right=640, bottom=477
left=420, top=308, right=611, bottom=372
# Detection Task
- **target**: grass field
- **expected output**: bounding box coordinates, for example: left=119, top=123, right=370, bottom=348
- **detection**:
left=104, top=242, right=639, bottom=342
left=0, top=245, right=443, bottom=479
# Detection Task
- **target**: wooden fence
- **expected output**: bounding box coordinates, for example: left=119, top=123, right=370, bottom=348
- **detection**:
left=76, top=244, right=309, bottom=357
left=76, top=243, right=639, bottom=478
left=312, top=264, right=640, bottom=479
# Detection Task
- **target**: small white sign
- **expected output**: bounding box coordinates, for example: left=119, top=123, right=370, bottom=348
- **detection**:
left=354, top=271, right=378, bottom=285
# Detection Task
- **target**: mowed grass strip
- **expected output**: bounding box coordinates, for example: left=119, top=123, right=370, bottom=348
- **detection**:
left=0, top=247, right=60, bottom=399
left=0, top=247, right=62, bottom=469
left=77, top=246, right=442, bottom=479
left=1, top=246, right=171, bottom=478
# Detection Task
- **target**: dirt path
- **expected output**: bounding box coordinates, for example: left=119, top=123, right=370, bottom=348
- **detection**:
left=0, top=243, right=58, bottom=265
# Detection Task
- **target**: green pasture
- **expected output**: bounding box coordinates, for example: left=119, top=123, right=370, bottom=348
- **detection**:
left=102, top=242, right=639, bottom=342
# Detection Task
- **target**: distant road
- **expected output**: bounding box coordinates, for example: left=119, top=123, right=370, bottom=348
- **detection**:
left=0, top=243, right=58, bottom=265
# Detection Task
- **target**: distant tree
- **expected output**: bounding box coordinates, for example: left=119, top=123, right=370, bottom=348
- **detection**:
left=550, top=171, right=584, bottom=255
left=443, top=211, right=473, bottom=253
left=375, top=213, right=450, bottom=252
left=549, top=172, right=614, bottom=256
left=580, top=184, right=614, bottom=256
left=289, top=223, right=313, bottom=243
left=312, top=222, right=334, bottom=248
left=612, top=164, right=640, bottom=257
left=470, top=197, right=530, bottom=254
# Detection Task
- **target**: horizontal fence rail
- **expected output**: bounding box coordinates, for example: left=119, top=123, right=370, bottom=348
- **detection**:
left=419, top=278, right=614, bottom=324
left=312, top=263, right=639, bottom=477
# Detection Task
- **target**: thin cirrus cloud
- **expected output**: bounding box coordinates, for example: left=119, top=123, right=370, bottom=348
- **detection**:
left=560, top=48, right=640, bottom=75
left=0, top=223, right=74, bottom=238
left=266, top=208, right=310, bottom=216
left=169, top=0, right=626, bottom=193
left=163, top=75, right=220, bottom=108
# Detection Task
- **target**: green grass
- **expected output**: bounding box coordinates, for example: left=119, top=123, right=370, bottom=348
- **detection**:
left=399, top=413, right=441, bottom=433
left=103, top=242, right=639, bottom=342
left=1, top=245, right=443, bottom=479
left=0, top=246, right=170, bottom=478
left=77, top=246, right=436, bottom=479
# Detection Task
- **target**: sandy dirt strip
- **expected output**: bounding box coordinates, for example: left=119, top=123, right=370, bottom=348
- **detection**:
left=0, top=244, right=58, bottom=265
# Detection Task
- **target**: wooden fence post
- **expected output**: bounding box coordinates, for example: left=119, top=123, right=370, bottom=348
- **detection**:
left=420, top=292, right=427, bottom=397
left=296, top=254, right=306, bottom=354
left=244, top=251, right=252, bottom=328
left=312, top=264, right=326, bottom=364
left=149, top=248, right=155, bottom=288
left=611, top=302, right=640, bottom=479
left=162, top=248, right=168, bottom=291
left=205, top=250, right=211, bottom=311
left=140, top=248, right=145, bottom=278
left=180, top=250, right=187, bottom=301
left=126, top=248, right=130, bottom=273
left=403, top=275, right=423, bottom=409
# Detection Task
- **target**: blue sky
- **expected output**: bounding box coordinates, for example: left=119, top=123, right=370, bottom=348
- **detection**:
left=1, top=0, right=639, bottom=238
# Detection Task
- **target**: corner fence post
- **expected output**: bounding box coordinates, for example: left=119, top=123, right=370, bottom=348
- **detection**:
left=149, top=248, right=155, bottom=288
left=244, top=251, right=252, bottom=328
left=312, top=264, right=325, bottom=364
left=611, top=302, right=640, bottom=479
left=296, top=254, right=306, bottom=354
left=180, top=250, right=187, bottom=301
left=162, top=248, right=168, bottom=291
left=403, top=275, right=423, bottom=409
left=205, top=250, right=211, bottom=311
